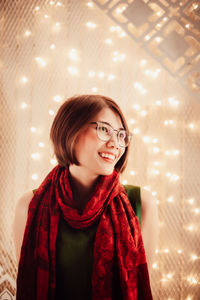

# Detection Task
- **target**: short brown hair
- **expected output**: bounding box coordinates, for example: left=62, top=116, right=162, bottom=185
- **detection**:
left=50, top=94, right=131, bottom=173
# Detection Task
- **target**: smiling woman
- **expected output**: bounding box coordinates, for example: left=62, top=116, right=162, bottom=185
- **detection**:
left=13, top=94, right=157, bottom=300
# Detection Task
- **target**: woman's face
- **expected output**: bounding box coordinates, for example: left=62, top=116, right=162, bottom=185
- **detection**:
left=74, top=107, right=126, bottom=177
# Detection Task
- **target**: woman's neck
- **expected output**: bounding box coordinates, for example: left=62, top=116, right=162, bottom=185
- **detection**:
left=68, top=165, right=99, bottom=211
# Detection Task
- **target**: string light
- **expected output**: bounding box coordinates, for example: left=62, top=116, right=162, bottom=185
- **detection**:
left=31, top=174, right=38, bottom=180
left=20, top=76, right=28, bottom=84
left=68, top=66, right=78, bottom=75
left=87, top=2, right=93, bottom=8
left=30, top=127, right=37, bottom=133
left=24, top=30, right=31, bottom=37
left=86, top=22, right=97, bottom=29
left=38, top=142, right=45, bottom=148
left=53, top=95, right=62, bottom=102
left=104, top=38, right=112, bottom=45
left=49, top=109, right=55, bottom=115
left=68, top=48, right=79, bottom=61
left=107, top=74, right=115, bottom=80
left=31, top=153, right=40, bottom=160
left=50, top=44, right=55, bottom=49
left=88, top=71, right=95, bottom=77
left=21, top=102, right=27, bottom=109
left=35, top=57, right=47, bottom=67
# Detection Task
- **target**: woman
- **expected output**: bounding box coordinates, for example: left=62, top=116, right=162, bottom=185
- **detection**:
left=13, top=94, right=158, bottom=299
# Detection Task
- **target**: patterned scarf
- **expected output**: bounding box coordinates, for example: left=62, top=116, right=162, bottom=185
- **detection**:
left=16, top=165, right=153, bottom=299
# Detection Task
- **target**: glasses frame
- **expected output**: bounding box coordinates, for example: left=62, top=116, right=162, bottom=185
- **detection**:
left=90, top=121, right=132, bottom=148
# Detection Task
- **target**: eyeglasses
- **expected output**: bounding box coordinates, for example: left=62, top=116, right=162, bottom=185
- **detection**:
left=90, top=121, right=132, bottom=148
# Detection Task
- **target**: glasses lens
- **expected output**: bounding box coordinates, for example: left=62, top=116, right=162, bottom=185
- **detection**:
left=97, top=123, right=112, bottom=141
left=118, top=130, right=129, bottom=147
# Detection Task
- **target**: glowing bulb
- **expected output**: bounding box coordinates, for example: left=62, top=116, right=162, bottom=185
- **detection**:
left=145, top=35, right=150, bottom=40
left=187, top=225, right=194, bottom=231
left=133, top=128, right=140, bottom=135
left=140, top=59, right=147, bottom=66
left=152, top=263, right=157, bottom=269
left=155, top=37, right=161, bottom=42
left=132, top=104, right=140, bottom=111
left=130, top=170, right=136, bottom=176
left=88, top=71, right=95, bottom=77
left=188, top=198, right=194, bottom=205
left=167, top=273, right=173, bottom=279
left=56, top=1, right=63, bottom=6
left=140, top=110, right=147, bottom=116
left=92, top=87, right=98, bottom=92
left=157, top=11, right=162, bottom=16
left=53, top=95, right=62, bottom=102
left=21, top=76, right=28, bottom=84
left=191, top=254, right=198, bottom=261
left=35, top=57, right=47, bottom=67
left=69, top=48, right=78, bottom=61
left=35, top=6, right=40, bottom=11
left=87, top=1, right=93, bottom=7
left=30, top=127, right=36, bottom=133
left=164, top=249, right=169, bottom=253
left=50, top=44, right=55, bottom=49
left=153, top=161, right=159, bottom=166
left=168, top=97, right=179, bottom=106
left=130, top=119, right=136, bottom=124
left=49, top=1, right=55, bottom=5
left=177, top=249, right=182, bottom=254
left=108, top=74, right=115, bottom=80
left=105, top=38, right=112, bottom=45
left=98, top=72, right=105, bottom=78
left=167, top=196, right=174, bottom=203
left=31, top=174, right=38, bottom=180
left=152, top=138, right=158, bottom=143
left=24, top=30, right=31, bottom=37
left=21, top=102, right=27, bottom=109
left=44, top=14, right=49, bottom=19
left=156, top=100, right=162, bottom=106
left=68, top=66, right=78, bottom=75
left=193, top=4, right=198, bottom=9
left=143, top=136, right=150, bottom=143
left=122, top=179, right=128, bottom=185
left=153, top=147, right=160, bottom=153
left=193, top=208, right=199, bottom=214
left=31, top=153, right=40, bottom=160
left=86, top=22, right=97, bottom=28
left=189, top=123, right=194, bottom=129
left=163, top=17, right=168, bottom=21
left=50, top=158, right=57, bottom=165
left=185, top=24, right=190, bottom=28
left=49, top=109, right=55, bottom=115
left=38, top=142, right=45, bottom=148
left=152, top=191, right=157, bottom=196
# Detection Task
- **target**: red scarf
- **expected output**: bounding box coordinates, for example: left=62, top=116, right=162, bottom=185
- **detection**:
left=17, top=165, right=153, bottom=300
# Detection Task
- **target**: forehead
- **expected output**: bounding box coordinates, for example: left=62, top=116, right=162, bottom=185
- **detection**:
left=93, top=107, right=124, bottom=129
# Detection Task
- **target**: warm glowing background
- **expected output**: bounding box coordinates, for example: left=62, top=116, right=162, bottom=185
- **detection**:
left=0, top=0, right=200, bottom=299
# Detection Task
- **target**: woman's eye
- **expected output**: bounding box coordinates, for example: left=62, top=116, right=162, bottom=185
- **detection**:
left=119, top=131, right=126, bottom=139
left=101, top=126, right=109, bottom=133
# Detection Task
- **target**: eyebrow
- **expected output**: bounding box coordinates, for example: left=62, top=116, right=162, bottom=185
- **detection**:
left=99, top=121, right=125, bottom=131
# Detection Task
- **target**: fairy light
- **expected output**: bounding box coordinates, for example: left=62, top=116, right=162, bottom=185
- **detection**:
left=68, top=66, right=78, bottom=75
left=88, top=71, right=95, bottom=77
left=50, top=44, right=55, bottom=49
left=193, top=208, right=199, bottom=214
left=38, top=142, right=45, bottom=148
left=50, top=158, right=57, bottom=165
left=189, top=123, right=194, bottom=129
left=187, top=276, right=198, bottom=285
left=35, top=57, right=47, bottom=67
left=140, top=59, right=147, bottom=67
left=143, top=136, right=151, bottom=143
left=130, top=170, right=136, bottom=176
left=191, top=254, right=198, bottom=261
left=98, top=72, right=105, bottom=78
left=152, top=138, right=158, bottom=143
left=155, top=100, right=162, bottom=106
left=56, top=1, right=63, bottom=6
left=107, top=74, right=115, bottom=80
left=44, top=14, right=50, bottom=19
left=188, top=198, right=195, bottom=205
left=31, top=153, right=40, bottom=160
left=133, top=128, right=140, bottom=135
left=185, top=24, right=190, bottom=28
left=35, top=6, right=40, bottom=11
left=155, top=37, right=161, bottom=43
left=92, top=87, right=98, bottom=92
left=164, top=248, right=169, bottom=253
left=193, top=3, right=198, bottom=9
left=140, top=110, right=147, bottom=116
left=21, top=76, right=28, bottom=84
left=152, top=263, right=158, bottom=269
left=69, top=48, right=78, bottom=61
left=145, top=35, right=150, bottom=41
left=21, top=102, right=27, bottom=109
left=105, top=38, right=112, bottom=45
left=152, top=191, right=157, bottom=196
left=49, top=109, right=55, bottom=116
left=177, top=249, right=182, bottom=254
left=30, top=127, right=37, bottom=133
left=153, top=161, right=159, bottom=166
left=86, top=22, right=97, bottom=29
left=49, top=1, right=55, bottom=5
left=167, top=196, right=174, bottom=203
left=24, top=30, right=31, bottom=37
left=53, top=95, right=62, bottom=102
left=187, top=225, right=194, bottom=231
left=130, top=119, right=136, bottom=124
left=132, top=104, right=140, bottom=111
left=87, top=1, right=94, bottom=8
left=153, top=147, right=160, bottom=153
left=122, top=179, right=128, bottom=185
left=133, top=82, right=147, bottom=94
left=168, top=97, right=179, bottom=106
left=31, top=174, right=38, bottom=180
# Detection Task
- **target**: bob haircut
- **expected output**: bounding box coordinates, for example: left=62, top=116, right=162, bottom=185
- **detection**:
left=50, top=94, right=131, bottom=173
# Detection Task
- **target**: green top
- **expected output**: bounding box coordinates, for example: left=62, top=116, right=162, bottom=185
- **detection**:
left=32, top=184, right=141, bottom=300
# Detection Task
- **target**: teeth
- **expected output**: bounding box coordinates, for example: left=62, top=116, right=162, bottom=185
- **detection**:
left=99, top=152, right=115, bottom=160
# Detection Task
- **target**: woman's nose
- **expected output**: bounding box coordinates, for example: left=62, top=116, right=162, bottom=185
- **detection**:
left=106, top=132, right=119, bottom=148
